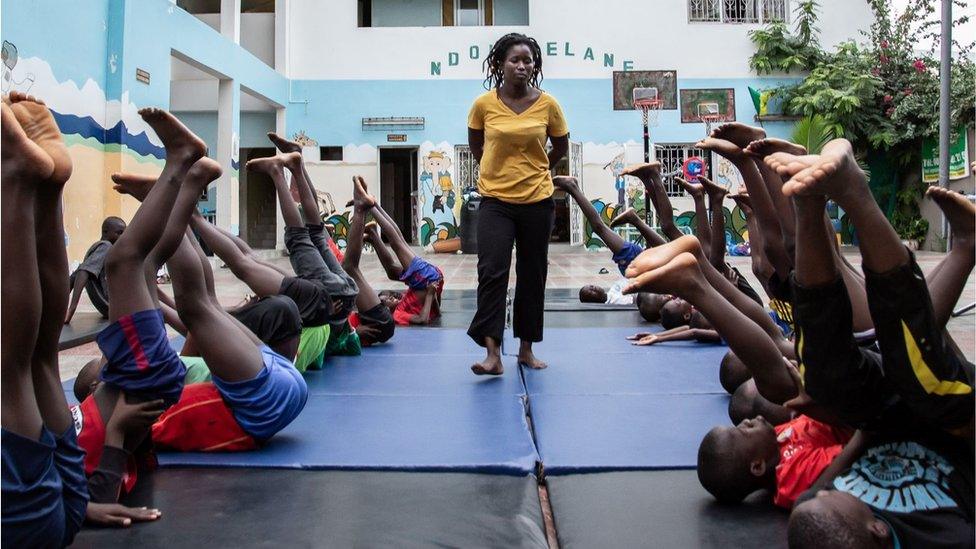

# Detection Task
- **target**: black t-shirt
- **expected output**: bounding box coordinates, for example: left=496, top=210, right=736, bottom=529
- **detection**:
left=70, top=240, right=111, bottom=317
left=815, top=437, right=974, bottom=548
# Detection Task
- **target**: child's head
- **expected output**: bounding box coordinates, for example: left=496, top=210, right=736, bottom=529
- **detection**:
left=788, top=491, right=890, bottom=548
left=101, top=216, right=126, bottom=244
left=378, top=290, right=403, bottom=311
left=637, top=292, right=670, bottom=323
left=729, top=380, right=793, bottom=425
left=74, top=357, right=106, bottom=402
left=697, top=418, right=779, bottom=503
left=660, top=298, right=711, bottom=330
left=719, top=351, right=751, bottom=394
left=578, top=285, right=607, bottom=303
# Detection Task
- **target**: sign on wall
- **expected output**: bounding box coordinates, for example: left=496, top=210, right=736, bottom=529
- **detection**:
left=922, top=131, right=970, bottom=183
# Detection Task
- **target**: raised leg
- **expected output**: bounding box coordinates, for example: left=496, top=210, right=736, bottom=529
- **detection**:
left=369, top=201, right=418, bottom=277
left=554, top=176, right=629, bottom=253
left=609, top=207, right=668, bottom=247
left=621, top=162, right=684, bottom=241
left=190, top=212, right=286, bottom=296
left=700, top=176, right=730, bottom=274
left=925, top=187, right=975, bottom=327
left=675, top=177, right=712, bottom=262
left=343, top=177, right=382, bottom=311
left=365, top=222, right=404, bottom=281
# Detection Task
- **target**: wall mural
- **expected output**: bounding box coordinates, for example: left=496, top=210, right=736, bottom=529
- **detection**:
left=418, top=143, right=461, bottom=247
left=582, top=198, right=750, bottom=251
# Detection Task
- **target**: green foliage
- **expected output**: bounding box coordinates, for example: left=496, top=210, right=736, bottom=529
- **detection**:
left=748, top=1, right=822, bottom=74
left=890, top=185, right=930, bottom=242
left=789, top=115, right=837, bottom=154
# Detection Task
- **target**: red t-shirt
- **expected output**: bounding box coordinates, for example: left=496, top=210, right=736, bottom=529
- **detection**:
left=151, top=382, right=258, bottom=452
left=393, top=280, right=444, bottom=326
left=72, top=396, right=140, bottom=496
left=773, top=416, right=852, bottom=508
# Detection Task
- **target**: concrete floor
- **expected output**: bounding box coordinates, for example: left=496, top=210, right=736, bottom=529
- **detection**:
left=59, top=244, right=975, bottom=381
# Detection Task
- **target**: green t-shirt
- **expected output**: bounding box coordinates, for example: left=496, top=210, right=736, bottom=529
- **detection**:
left=296, top=324, right=331, bottom=372
left=325, top=321, right=362, bottom=358
left=181, top=356, right=212, bottom=384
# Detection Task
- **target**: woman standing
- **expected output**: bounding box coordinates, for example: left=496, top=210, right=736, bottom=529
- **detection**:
left=467, top=33, right=569, bottom=376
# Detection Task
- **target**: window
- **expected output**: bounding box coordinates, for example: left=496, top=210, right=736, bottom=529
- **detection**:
left=688, top=0, right=787, bottom=24
left=320, top=146, right=343, bottom=161
left=654, top=143, right=711, bottom=197
left=359, top=0, right=527, bottom=27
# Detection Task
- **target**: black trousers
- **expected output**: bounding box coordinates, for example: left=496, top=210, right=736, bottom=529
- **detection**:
left=468, top=197, right=554, bottom=346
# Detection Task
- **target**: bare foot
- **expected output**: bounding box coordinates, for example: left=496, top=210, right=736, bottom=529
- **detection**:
left=763, top=152, right=820, bottom=178
left=111, top=173, right=157, bottom=202
left=517, top=345, right=547, bottom=370
left=698, top=176, right=729, bottom=199
left=623, top=252, right=706, bottom=296
left=364, top=221, right=382, bottom=244
left=675, top=177, right=703, bottom=198
left=625, top=235, right=702, bottom=278
left=778, top=139, right=864, bottom=204
left=609, top=207, right=641, bottom=229
left=552, top=175, right=579, bottom=193
left=353, top=175, right=376, bottom=209
left=1, top=101, right=55, bottom=181
left=729, top=193, right=753, bottom=215
left=620, top=162, right=662, bottom=185
left=279, top=151, right=303, bottom=173
left=7, top=92, right=71, bottom=184
left=138, top=108, right=206, bottom=163
left=471, top=353, right=504, bottom=376
left=246, top=154, right=289, bottom=177
left=927, top=186, right=975, bottom=247
left=267, top=132, right=302, bottom=154
left=186, top=157, right=223, bottom=188
left=745, top=138, right=807, bottom=159
left=711, top=122, right=766, bottom=148
left=696, top=137, right=745, bottom=162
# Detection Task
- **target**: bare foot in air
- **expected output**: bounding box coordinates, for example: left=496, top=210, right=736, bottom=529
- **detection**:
left=675, top=177, right=704, bottom=198
left=698, top=176, right=729, bottom=200
left=364, top=221, right=382, bottom=245
left=745, top=138, right=807, bottom=159
left=927, top=186, right=975, bottom=247
left=7, top=92, right=72, bottom=184
left=776, top=139, right=864, bottom=203
left=1, top=102, right=55, bottom=182
left=625, top=235, right=702, bottom=278
left=624, top=252, right=706, bottom=296
left=729, top=193, right=753, bottom=215
left=138, top=107, right=207, bottom=164
left=762, top=152, right=821, bottom=178
left=620, top=161, right=662, bottom=186
left=353, top=175, right=376, bottom=210
left=185, top=157, right=223, bottom=190
left=517, top=342, right=547, bottom=370
left=267, top=132, right=302, bottom=154
left=111, top=173, right=157, bottom=201
left=471, top=353, right=504, bottom=376
left=710, top=122, right=766, bottom=148
left=696, top=137, right=746, bottom=162
left=246, top=152, right=300, bottom=177
left=552, top=175, right=580, bottom=193
left=609, top=207, right=641, bottom=229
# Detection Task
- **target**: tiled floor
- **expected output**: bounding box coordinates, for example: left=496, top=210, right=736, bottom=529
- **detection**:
left=58, top=245, right=975, bottom=381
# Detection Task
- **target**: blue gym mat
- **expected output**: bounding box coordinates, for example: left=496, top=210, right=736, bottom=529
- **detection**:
left=505, top=326, right=717, bottom=357
left=530, top=393, right=730, bottom=474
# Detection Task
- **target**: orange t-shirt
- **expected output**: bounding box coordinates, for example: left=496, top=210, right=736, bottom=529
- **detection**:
left=773, top=416, right=853, bottom=508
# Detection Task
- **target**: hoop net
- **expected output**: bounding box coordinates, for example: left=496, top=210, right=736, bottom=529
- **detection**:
left=635, top=98, right=663, bottom=128
left=699, top=114, right=721, bottom=135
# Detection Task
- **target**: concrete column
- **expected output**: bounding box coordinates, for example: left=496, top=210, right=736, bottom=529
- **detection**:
left=274, top=0, right=289, bottom=76
left=220, top=0, right=241, bottom=43
left=216, top=79, right=241, bottom=233
left=274, top=106, right=287, bottom=250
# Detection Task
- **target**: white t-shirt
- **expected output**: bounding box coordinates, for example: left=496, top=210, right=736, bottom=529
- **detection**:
left=605, top=279, right=635, bottom=305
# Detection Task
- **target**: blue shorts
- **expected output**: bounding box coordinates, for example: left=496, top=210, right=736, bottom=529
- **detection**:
left=399, top=257, right=443, bottom=292
left=212, top=345, right=309, bottom=441
left=611, top=242, right=644, bottom=276
left=2, top=426, right=88, bottom=549
left=97, top=309, right=186, bottom=404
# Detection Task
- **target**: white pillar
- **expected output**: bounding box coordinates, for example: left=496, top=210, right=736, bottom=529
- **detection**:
left=220, top=0, right=241, bottom=43
left=274, top=106, right=287, bottom=250
left=274, top=0, right=289, bottom=76
left=216, top=79, right=241, bottom=232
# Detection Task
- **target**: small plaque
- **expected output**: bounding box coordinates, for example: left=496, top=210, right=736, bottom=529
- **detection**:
left=136, top=68, right=150, bottom=85
left=387, top=134, right=407, bottom=142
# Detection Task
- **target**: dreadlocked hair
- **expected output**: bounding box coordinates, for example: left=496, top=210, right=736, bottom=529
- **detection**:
left=483, top=33, right=544, bottom=90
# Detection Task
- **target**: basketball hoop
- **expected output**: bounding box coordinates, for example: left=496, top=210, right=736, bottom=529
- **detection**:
left=635, top=98, right=663, bottom=128
left=697, top=102, right=722, bottom=135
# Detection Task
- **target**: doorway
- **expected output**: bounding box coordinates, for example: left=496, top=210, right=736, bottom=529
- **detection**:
left=379, top=147, right=419, bottom=244
left=239, top=147, right=278, bottom=249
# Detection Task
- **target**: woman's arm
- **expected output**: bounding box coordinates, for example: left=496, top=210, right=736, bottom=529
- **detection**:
left=548, top=134, right=569, bottom=169
left=468, top=128, right=485, bottom=164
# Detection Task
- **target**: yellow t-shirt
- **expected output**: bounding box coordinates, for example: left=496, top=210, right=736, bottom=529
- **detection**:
left=467, top=90, right=569, bottom=204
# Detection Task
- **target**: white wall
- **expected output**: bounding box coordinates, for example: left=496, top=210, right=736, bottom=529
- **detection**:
left=197, top=13, right=276, bottom=68
left=287, top=0, right=873, bottom=80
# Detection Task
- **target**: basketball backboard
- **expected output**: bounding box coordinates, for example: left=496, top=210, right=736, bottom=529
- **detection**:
left=613, top=70, right=677, bottom=110
left=679, top=88, right=736, bottom=123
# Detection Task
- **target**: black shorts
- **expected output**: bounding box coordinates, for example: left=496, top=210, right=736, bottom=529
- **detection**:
left=230, top=295, right=302, bottom=347
left=357, top=303, right=395, bottom=346
left=279, top=276, right=333, bottom=328
left=792, top=275, right=892, bottom=427
left=728, top=265, right=763, bottom=306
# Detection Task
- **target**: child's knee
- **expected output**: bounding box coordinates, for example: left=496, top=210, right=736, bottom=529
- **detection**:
left=105, top=242, right=144, bottom=274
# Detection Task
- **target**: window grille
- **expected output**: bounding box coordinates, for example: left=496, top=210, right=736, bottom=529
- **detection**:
left=689, top=0, right=788, bottom=23
left=654, top=143, right=711, bottom=198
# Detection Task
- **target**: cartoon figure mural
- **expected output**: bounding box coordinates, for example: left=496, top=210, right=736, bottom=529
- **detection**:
left=2, top=41, right=35, bottom=94
left=418, top=145, right=460, bottom=246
